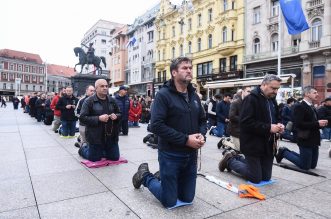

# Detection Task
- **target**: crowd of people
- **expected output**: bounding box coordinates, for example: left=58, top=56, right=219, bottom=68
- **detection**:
left=5, top=56, right=330, bottom=210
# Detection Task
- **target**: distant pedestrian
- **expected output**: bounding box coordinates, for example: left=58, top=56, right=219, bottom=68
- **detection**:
left=1, top=96, right=7, bottom=108
left=12, top=96, right=20, bottom=110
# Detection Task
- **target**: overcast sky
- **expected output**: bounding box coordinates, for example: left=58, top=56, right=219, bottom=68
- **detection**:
left=0, top=0, right=183, bottom=67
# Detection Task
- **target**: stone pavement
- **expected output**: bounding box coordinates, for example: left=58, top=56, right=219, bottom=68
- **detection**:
left=1, top=104, right=331, bottom=219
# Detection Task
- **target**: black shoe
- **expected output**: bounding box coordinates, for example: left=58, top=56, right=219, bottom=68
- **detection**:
left=74, top=142, right=80, bottom=148
left=218, top=151, right=234, bottom=172
left=275, top=147, right=286, bottom=163
left=78, top=147, right=83, bottom=157
left=154, top=171, right=160, bottom=181
left=132, top=163, right=150, bottom=189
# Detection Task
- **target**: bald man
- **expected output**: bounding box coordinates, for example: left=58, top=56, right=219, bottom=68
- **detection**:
left=78, top=79, right=122, bottom=161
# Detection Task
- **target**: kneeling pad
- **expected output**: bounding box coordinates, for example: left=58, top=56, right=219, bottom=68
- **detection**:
left=81, top=157, right=128, bottom=168
left=167, top=200, right=192, bottom=210
left=247, top=179, right=276, bottom=187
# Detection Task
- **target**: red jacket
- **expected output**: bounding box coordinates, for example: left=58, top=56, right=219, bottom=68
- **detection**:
left=50, top=95, right=61, bottom=117
left=129, top=100, right=142, bottom=122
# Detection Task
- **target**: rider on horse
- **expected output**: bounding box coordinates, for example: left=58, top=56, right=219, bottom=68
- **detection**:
left=81, top=43, right=95, bottom=64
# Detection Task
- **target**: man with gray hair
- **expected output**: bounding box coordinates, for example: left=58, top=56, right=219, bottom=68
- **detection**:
left=276, top=86, right=328, bottom=169
left=219, top=74, right=284, bottom=183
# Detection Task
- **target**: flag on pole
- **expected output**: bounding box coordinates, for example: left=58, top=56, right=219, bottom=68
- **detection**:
left=279, top=0, right=309, bottom=35
left=126, top=37, right=137, bottom=48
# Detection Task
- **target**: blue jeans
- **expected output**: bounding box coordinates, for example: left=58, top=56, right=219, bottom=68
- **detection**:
left=129, top=121, right=139, bottom=127
left=80, top=137, right=120, bottom=162
left=322, top=128, right=331, bottom=140
left=61, top=120, right=76, bottom=136
left=228, top=155, right=274, bottom=183
left=143, top=150, right=197, bottom=208
left=283, top=146, right=319, bottom=170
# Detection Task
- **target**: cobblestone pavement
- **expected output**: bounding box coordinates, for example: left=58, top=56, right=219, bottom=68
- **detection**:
left=1, top=104, right=331, bottom=219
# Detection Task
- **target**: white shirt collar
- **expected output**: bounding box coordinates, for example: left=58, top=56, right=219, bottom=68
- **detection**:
left=303, top=99, right=312, bottom=106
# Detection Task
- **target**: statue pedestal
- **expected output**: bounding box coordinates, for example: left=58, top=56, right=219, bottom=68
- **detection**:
left=71, top=74, right=110, bottom=97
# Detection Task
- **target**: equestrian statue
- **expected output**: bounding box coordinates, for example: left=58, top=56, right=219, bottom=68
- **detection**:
left=74, top=43, right=106, bottom=74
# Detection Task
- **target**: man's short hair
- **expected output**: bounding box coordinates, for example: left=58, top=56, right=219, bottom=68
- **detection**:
left=66, top=86, right=73, bottom=90
left=287, top=97, right=296, bottom=104
left=302, top=86, right=316, bottom=96
left=261, top=74, right=282, bottom=84
left=224, top=93, right=232, bottom=98
left=170, top=57, right=192, bottom=76
left=85, top=85, right=94, bottom=90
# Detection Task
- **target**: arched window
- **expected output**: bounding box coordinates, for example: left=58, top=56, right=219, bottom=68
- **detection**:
left=208, top=34, right=213, bottom=49
left=180, top=44, right=183, bottom=56
left=172, top=47, right=175, bottom=58
left=311, top=18, right=322, bottom=42
left=197, top=38, right=202, bottom=51
left=188, top=41, right=192, bottom=53
left=222, top=27, right=227, bottom=43
left=253, top=38, right=260, bottom=54
left=271, top=33, right=278, bottom=52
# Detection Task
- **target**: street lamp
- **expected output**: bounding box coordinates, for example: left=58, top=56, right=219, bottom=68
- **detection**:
left=178, top=0, right=194, bottom=56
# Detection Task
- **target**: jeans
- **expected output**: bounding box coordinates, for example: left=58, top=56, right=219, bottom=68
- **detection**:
left=283, top=146, right=319, bottom=170
left=120, top=119, right=129, bottom=135
left=143, top=150, right=197, bottom=208
left=322, top=128, right=331, bottom=140
left=80, top=137, right=120, bottom=162
left=36, top=110, right=45, bottom=122
left=228, top=155, right=274, bottom=183
left=61, top=120, right=76, bottom=136
left=129, top=121, right=139, bottom=127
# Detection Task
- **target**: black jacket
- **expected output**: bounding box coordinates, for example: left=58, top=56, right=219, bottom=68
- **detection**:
left=55, top=95, right=79, bottom=121
left=80, top=94, right=121, bottom=145
left=227, top=96, right=242, bottom=138
left=294, top=101, right=321, bottom=147
left=216, top=100, right=230, bottom=123
left=76, top=96, right=89, bottom=126
left=150, top=80, right=207, bottom=152
left=317, top=105, right=331, bottom=128
left=240, top=87, right=280, bottom=157
left=114, top=94, right=130, bottom=119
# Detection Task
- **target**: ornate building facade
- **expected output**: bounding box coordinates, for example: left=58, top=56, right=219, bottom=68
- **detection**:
left=155, top=0, right=245, bottom=95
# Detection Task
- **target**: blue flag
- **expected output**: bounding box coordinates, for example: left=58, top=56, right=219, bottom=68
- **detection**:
left=280, top=0, right=309, bottom=35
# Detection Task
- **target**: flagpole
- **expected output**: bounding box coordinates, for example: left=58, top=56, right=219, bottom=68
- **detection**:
left=277, top=7, right=281, bottom=77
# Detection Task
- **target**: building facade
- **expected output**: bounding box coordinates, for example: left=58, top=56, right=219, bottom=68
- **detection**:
left=0, top=49, right=45, bottom=99
left=244, top=0, right=331, bottom=102
left=109, top=25, right=129, bottom=88
left=155, top=0, right=245, bottom=96
left=126, top=4, right=160, bottom=96
left=80, top=20, right=123, bottom=75
left=46, top=64, right=75, bottom=93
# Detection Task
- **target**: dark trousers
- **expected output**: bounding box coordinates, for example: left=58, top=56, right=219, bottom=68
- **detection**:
left=80, top=137, right=120, bottom=162
left=283, top=146, right=319, bottom=170
left=120, top=119, right=129, bottom=135
left=143, top=150, right=197, bottom=208
left=36, top=109, right=45, bottom=122
left=207, top=117, right=216, bottom=129
left=228, top=155, right=274, bottom=183
left=61, top=120, right=76, bottom=136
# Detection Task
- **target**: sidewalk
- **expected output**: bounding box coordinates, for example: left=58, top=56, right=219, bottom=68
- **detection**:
left=0, top=104, right=330, bottom=219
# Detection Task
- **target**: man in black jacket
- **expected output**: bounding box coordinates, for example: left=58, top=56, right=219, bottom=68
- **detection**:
left=114, top=86, right=130, bottom=135
left=276, top=86, right=328, bottom=170
left=317, top=97, right=331, bottom=141
left=35, top=93, right=46, bottom=122
left=132, top=57, right=207, bottom=208
left=56, top=86, right=79, bottom=137
left=219, top=74, right=284, bottom=183
left=78, top=79, right=121, bottom=162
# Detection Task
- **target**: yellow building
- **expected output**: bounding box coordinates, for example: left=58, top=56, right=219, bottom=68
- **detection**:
left=154, top=0, right=245, bottom=96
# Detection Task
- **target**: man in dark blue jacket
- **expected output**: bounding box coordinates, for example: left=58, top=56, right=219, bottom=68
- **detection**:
left=115, top=86, right=130, bottom=135
left=132, top=57, right=207, bottom=208
left=219, top=74, right=284, bottom=183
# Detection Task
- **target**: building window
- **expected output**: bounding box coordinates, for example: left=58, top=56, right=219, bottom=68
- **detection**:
left=172, top=47, right=175, bottom=58
left=198, top=14, right=202, bottom=27
left=208, top=34, right=213, bottom=49
left=18, top=65, right=22, bottom=71
left=25, top=85, right=28, bottom=90
left=231, top=0, right=235, bottom=9
left=222, top=27, right=227, bottom=43
left=208, top=9, right=213, bottom=22
left=25, top=66, right=29, bottom=72
left=188, top=18, right=192, bottom=30
left=32, top=75, right=36, bottom=82
left=220, top=58, right=226, bottom=72
left=158, top=50, right=161, bottom=61
left=39, top=67, right=44, bottom=74
left=180, top=44, right=184, bottom=56
left=162, top=49, right=166, bottom=60
left=271, top=33, right=279, bottom=52
left=231, top=30, right=235, bottom=41
left=32, top=67, right=36, bottom=73
left=271, top=0, right=279, bottom=17
left=39, top=77, right=43, bottom=83
left=158, top=31, right=161, bottom=40
left=311, top=18, right=322, bottom=42
left=10, top=84, right=13, bottom=90
left=230, top=55, right=237, bottom=71
left=223, top=0, right=228, bottom=11
left=188, top=41, right=192, bottom=53
left=40, top=86, right=43, bottom=91
left=197, top=38, right=202, bottom=51
left=253, top=6, right=261, bottom=24
left=172, top=26, right=176, bottom=37
left=33, top=85, right=35, bottom=91
left=101, top=39, right=107, bottom=44
left=148, top=31, right=154, bottom=42
left=10, top=64, right=14, bottom=70
left=162, top=30, right=166, bottom=39
left=180, top=22, right=184, bottom=34
left=3, top=83, right=6, bottom=89
left=9, top=73, right=14, bottom=80
left=197, top=61, right=213, bottom=76
left=292, top=34, right=301, bottom=47
left=2, top=73, right=7, bottom=80
left=25, top=75, right=30, bottom=82
left=254, top=38, right=261, bottom=54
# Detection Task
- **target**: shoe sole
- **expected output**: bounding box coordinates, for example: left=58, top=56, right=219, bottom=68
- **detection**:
left=132, top=172, right=142, bottom=189
left=218, top=152, right=233, bottom=172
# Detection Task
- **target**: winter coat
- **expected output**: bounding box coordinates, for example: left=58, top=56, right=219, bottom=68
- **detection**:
left=51, top=95, right=61, bottom=117
left=114, top=94, right=130, bottom=120
left=129, top=100, right=142, bottom=122
left=55, top=95, right=79, bottom=121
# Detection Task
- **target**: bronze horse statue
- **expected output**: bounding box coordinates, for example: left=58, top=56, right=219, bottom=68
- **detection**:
left=74, top=47, right=106, bottom=74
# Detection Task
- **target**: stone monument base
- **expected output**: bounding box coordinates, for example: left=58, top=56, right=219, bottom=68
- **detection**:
left=71, top=74, right=110, bottom=97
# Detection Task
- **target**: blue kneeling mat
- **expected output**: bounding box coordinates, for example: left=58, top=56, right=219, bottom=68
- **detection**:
left=167, top=200, right=193, bottom=210
left=247, top=179, right=276, bottom=187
